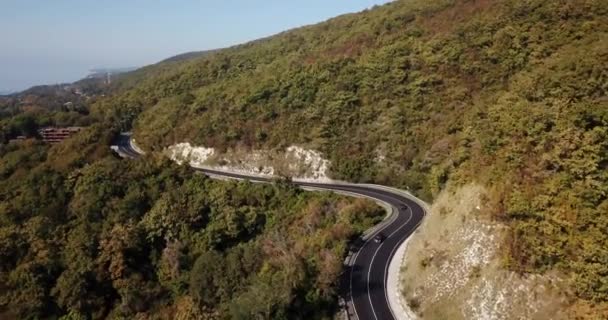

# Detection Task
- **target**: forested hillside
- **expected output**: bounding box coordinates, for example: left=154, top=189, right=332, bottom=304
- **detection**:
left=1, top=0, right=607, bottom=318
left=0, top=126, right=383, bottom=319
left=92, top=0, right=608, bottom=315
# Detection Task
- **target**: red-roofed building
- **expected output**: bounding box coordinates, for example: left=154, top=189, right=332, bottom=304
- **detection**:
left=38, top=127, right=83, bottom=144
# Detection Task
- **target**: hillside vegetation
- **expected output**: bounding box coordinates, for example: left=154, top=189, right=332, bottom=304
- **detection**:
left=0, top=126, right=383, bottom=319
left=92, top=0, right=608, bottom=314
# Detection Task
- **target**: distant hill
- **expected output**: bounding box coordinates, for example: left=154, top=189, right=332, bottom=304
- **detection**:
left=0, top=51, right=216, bottom=105
left=160, top=50, right=219, bottom=63
left=5, top=67, right=137, bottom=98
left=87, top=67, right=138, bottom=79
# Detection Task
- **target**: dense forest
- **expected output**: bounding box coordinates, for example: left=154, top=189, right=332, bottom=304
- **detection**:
left=1, top=0, right=607, bottom=318
left=0, top=125, right=383, bottom=319
left=91, top=0, right=606, bottom=315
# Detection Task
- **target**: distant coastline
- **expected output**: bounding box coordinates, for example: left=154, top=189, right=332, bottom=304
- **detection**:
left=0, top=66, right=138, bottom=95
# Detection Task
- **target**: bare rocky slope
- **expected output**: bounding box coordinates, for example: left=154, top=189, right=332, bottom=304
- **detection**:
left=400, top=185, right=578, bottom=319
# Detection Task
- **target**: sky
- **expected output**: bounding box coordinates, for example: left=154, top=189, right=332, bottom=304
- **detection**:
left=0, top=0, right=392, bottom=93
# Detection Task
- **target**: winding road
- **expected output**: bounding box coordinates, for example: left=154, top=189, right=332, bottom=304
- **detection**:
left=113, top=134, right=426, bottom=320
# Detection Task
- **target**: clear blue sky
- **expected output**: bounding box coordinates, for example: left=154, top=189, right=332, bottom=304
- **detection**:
left=0, top=0, right=392, bottom=92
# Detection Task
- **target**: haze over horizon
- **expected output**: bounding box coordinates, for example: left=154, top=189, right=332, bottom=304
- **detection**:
left=0, top=0, right=392, bottom=93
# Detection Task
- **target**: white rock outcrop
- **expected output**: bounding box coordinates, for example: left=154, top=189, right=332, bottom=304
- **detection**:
left=166, top=142, right=332, bottom=182
left=168, top=143, right=215, bottom=165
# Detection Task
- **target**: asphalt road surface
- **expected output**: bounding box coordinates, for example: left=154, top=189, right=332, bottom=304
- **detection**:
left=113, top=134, right=426, bottom=320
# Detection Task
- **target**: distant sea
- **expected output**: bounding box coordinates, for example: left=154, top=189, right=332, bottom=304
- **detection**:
left=0, top=66, right=138, bottom=96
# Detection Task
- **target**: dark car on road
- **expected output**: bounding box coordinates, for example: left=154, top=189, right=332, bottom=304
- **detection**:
left=373, top=234, right=385, bottom=243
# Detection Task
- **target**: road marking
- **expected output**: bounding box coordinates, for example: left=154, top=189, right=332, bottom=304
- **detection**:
left=367, top=239, right=385, bottom=320
left=383, top=207, right=415, bottom=320
left=346, top=190, right=414, bottom=320
left=350, top=205, right=396, bottom=320
left=346, top=188, right=410, bottom=320
left=366, top=205, right=413, bottom=320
